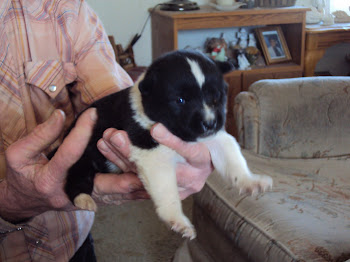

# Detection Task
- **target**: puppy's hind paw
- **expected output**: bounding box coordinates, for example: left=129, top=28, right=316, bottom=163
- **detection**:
left=74, top=193, right=97, bottom=212
left=238, top=174, right=273, bottom=196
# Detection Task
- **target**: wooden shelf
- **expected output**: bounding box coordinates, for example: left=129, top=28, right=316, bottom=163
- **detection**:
left=152, top=6, right=308, bottom=20
left=304, top=23, right=350, bottom=76
left=226, top=62, right=302, bottom=75
left=151, top=6, right=308, bottom=137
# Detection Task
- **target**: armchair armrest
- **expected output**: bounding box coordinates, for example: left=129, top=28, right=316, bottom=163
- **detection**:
left=234, top=92, right=259, bottom=153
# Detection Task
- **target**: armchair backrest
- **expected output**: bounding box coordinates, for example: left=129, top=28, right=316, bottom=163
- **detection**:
left=234, top=77, right=350, bottom=158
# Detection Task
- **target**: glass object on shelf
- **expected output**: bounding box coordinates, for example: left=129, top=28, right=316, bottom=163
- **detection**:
left=239, top=0, right=255, bottom=9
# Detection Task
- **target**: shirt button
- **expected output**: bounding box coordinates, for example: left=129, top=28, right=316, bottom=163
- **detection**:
left=48, top=85, right=57, bottom=92
left=35, top=240, right=42, bottom=246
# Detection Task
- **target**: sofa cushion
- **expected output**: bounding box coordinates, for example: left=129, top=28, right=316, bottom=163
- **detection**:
left=234, top=77, right=350, bottom=158
left=194, top=150, right=350, bottom=262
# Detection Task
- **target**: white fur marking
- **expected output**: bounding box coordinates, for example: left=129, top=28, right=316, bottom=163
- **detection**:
left=105, top=160, right=122, bottom=174
left=200, top=130, right=273, bottom=195
left=74, top=193, right=97, bottom=212
left=130, top=145, right=196, bottom=238
left=186, top=58, right=205, bottom=88
left=203, top=103, right=215, bottom=121
left=129, top=74, right=156, bottom=130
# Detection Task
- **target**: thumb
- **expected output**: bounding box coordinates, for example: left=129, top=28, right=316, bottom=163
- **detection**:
left=49, top=108, right=97, bottom=179
left=150, top=123, right=209, bottom=164
left=93, top=172, right=144, bottom=195
left=6, top=110, right=66, bottom=163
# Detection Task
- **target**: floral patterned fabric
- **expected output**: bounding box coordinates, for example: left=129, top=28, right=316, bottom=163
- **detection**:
left=234, top=77, right=350, bottom=158
left=196, top=152, right=350, bottom=262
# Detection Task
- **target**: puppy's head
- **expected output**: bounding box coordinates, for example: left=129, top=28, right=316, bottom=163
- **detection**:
left=138, top=50, right=232, bottom=142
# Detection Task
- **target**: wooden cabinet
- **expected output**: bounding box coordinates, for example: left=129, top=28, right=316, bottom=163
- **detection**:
left=304, top=23, right=350, bottom=76
left=151, top=6, right=308, bottom=137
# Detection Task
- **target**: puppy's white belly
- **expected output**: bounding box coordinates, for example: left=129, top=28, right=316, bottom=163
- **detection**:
left=130, top=144, right=196, bottom=239
left=125, top=130, right=272, bottom=239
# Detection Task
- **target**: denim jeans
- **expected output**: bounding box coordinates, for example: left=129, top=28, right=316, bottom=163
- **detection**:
left=69, top=233, right=97, bottom=262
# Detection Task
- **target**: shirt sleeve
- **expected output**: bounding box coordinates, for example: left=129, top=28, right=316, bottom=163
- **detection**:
left=69, top=1, right=134, bottom=108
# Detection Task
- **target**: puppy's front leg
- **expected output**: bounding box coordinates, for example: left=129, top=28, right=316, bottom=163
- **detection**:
left=203, top=130, right=272, bottom=195
left=131, top=145, right=196, bottom=239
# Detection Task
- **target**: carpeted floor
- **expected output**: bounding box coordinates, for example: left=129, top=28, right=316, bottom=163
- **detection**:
left=91, top=197, right=193, bottom=262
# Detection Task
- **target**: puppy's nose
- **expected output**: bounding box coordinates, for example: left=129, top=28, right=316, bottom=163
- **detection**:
left=202, top=120, right=217, bottom=131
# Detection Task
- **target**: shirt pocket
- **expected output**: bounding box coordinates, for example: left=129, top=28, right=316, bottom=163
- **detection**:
left=24, top=60, right=77, bottom=98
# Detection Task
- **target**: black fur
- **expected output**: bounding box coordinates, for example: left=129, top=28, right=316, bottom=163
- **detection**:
left=63, top=88, right=158, bottom=202
left=139, top=50, right=230, bottom=141
left=61, top=50, right=232, bottom=204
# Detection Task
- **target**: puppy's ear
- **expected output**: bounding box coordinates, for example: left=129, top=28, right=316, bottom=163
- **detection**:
left=215, top=61, right=234, bottom=75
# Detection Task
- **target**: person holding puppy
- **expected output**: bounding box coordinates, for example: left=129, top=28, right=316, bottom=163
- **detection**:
left=0, top=0, right=213, bottom=261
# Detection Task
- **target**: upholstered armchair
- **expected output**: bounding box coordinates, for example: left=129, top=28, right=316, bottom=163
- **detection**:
left=174, top=77, right=350, bottom=262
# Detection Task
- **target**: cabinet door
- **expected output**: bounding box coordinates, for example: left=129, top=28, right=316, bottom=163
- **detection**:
left=224, top=73, right=242, bottom=138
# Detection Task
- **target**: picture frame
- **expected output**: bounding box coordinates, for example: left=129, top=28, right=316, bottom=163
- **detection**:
left=255, top=26, right=291, bottom=65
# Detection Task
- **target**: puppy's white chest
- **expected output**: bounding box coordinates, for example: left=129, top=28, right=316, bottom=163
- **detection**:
left=130, top=144, right=185, bottom=175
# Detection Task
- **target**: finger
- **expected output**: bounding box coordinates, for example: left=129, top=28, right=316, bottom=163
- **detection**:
left=49, top=108, right=97, bottom=179
left=97, top=139, right=136, bottom=173
left=176, top=164, right=208, bottom=195
left=94, top=192, right=149, bottom=206
left=93, top=172, right=144, bottom=195
left=7, top=110, right=66, bottom=162
left=102, top=129, right=131, bottom=158
left=150, top=123, right=210, bottom=164
left=99, top=129, right=137, bottom=172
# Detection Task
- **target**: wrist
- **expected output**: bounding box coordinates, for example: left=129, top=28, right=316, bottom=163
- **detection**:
left=0, top=180, right=41, bottom=223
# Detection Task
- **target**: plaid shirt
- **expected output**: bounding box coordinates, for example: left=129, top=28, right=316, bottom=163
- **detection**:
left=0, top=0, right=133, bottom=261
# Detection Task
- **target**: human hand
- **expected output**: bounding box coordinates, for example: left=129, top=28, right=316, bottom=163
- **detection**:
left=94, top=129, right=148, bottom=205
left=97, top=124, right=213, bottom=201
left=151, top=124, right=213, bottom=199
left=0, top=108, right=149, bottom=223
left=0, top=109, right=97, bottom=223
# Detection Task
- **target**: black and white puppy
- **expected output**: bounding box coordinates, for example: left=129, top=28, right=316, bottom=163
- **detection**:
left=64, top=50, right=272, bottom=239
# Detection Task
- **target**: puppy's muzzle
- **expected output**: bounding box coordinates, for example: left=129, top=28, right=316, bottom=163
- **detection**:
left=201, top=119, right=217, bottom=134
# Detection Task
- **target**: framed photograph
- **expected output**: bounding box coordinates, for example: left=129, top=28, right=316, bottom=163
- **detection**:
left=255, top=26, right=291, bottom=65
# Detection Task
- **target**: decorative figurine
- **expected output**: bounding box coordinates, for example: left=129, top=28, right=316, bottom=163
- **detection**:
left=248, top=33, right=257, bottom=47
left=295, top=0, right=326, bottom=24
left=204, top=34, right=229, bottom=62
left=237, top=28, right=249, bottom=49
left=237, top=50, right=251, bottom=70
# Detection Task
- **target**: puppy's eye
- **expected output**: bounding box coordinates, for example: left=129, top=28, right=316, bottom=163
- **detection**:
left=176, top=97, right=185, bottom=105
left=212, top=93, right=221, bottom=105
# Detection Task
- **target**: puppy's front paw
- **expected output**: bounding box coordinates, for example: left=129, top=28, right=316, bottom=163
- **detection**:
left=74, top=193, right=97, bottom=212
left=170, top=216, right=196, bottom=240
left=157, top=206, right=196, bottom=239
left=237, top=174, right=273, bottom=196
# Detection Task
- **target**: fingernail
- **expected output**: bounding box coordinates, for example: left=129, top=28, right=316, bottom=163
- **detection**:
left=103, top=129, right=112, bottom=138
left=90, top=108, right=97, bottom=121
left=97, top=140, right=110, bottom=152
left=57, top=109, right=65, bottom=118
left=111, top=133, right=125, bottom=148
left=152, top=124, right=168, bottom=140
left=50, top=110, right=65, bottom=124
left=129, top=183, right=143, bottom=191
left=136, top=191, right=150, bottom=199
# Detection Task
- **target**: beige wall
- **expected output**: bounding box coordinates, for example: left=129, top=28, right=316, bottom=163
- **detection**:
left=87, top=0, right=209, bottom=67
